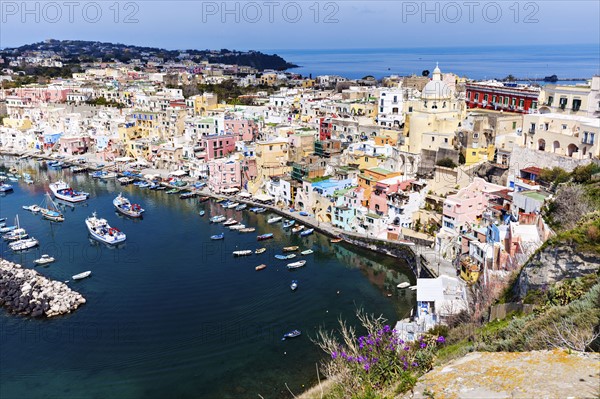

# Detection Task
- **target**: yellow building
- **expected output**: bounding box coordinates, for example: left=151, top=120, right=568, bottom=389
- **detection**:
left=1, top=117, right=32, bottom=130
left=190, top=93, right=218, bottom=116
left=118, top=122, right=150, bottom=160
left=255, top=138, right=290, bottom=178
left=260, top=73, right=278, bottom=86
left=348, top=153, right=384, bottom=170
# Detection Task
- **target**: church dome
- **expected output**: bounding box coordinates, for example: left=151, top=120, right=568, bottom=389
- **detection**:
left=422, top=80, right=452, bottom=100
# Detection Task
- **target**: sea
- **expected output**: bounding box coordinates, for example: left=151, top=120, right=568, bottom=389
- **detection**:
left=270, top=44, right=600, bottom=81
left=0, top=157, right=416, bottom=399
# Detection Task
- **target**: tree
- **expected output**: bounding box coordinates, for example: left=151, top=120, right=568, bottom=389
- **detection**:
left=436, top=158, right=457, bottom=169
left=545, top=184, right=592, bottom=229
left=458, top=152, right=466, bottom=165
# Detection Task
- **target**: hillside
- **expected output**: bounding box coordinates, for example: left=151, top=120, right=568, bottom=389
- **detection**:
left=0, top=39, right=297, bottom=71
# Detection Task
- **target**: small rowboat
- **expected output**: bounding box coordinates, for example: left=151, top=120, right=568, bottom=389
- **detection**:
left=282, top=246, right=299, bottom=252
left=330, top=238, right=343, bottom=243
left=255, top=248, right=267, bottom=254
left=300, top=249, right=314, bottom=255
left=300, top=228, right=314, bottom=237
left=199, top=210, right=206, bottom=216
left=233, top=250, right=252, bottom=256
left=257, top=233, right=274, bottom=241
left=211, top=233, right=224, bottom=240
left=281, top=330, right=301, bottom=340
left=275, top=254, right=296, bottom=260
left=255, top=264, right=267, bottom=271
left=397, top=282, right=410, bottom=289
left=291, top=225, right=305, bottom=234
left=239, top=227, right=256, bottom=233
left=287, top=260, right=306, bottom=269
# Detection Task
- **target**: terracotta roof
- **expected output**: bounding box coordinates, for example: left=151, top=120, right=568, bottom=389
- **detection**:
left=521, top=166, right=542, bottom=175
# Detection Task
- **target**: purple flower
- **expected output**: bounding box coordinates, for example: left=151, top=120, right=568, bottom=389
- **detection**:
left=403, top=346, right=410, bottom=351
left=383, top=325, right=391, bottom=333
left=364, top=363, right=370, bottom=372
left=420, top=342, right=427, bottom=349
left=437, top=336, right=446, bottom=344
left=412, top=362, right=419, bottom=367
left=331, top=351, right=337, bottom=359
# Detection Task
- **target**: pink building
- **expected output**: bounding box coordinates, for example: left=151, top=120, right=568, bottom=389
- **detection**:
left=14, top=87, right=69, bottom=103
left=368, top=177, right=414, bottom=216
left=442, top=177, right=506, bottom=233
left=197, top=134, right=236, bottom=161
left=58, top=136, right=91, bottom=156
left=208, top=158, right=242, bottom=194
left=224, top=119, right=258, bottom=142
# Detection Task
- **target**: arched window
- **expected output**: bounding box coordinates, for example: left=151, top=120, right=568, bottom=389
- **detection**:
left=553, top=141, right=560, bottom=153
left=538, top=139, right=546, bottom=151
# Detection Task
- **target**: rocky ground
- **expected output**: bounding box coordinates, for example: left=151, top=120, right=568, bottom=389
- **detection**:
left=409, top=349, right=600, bottom=399
left=0, top=259, right=86, bottom=317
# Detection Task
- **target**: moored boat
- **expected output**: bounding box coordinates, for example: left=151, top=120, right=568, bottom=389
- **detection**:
left=0, top=184, right=14, bottom=192
left=113, top=193, right=145, bottom=218
left=254, top=207, right=266, bottom=213
left=281, top=330, right=301, bottom=340
left=331, top=238, right=343, bottom=243
left=229, top=224, right=246, bottom=230
left=275, top=254, right=296, bottom=260
left=34, top=254, right=55, bottom=265
left=397, top=282, right=410, bottom=289
left=257, top=233, right=274, bottom=241
left=300, top=228, right=314, bottom=237
left=255, top=264, right=267, bottom=271
left=39, top=193, right=65, bottom=222
left=72, top=271, right=91, bottom=280
left=290, top=280, right=298, bottom=291
left=85, top=212, right=126, bottom=245
left=3, top=227, right=28, bottom=241
left=239, top=227, right=256, bottom=233
left=233, top=250, right=252, bottom=256
left=226, top=202, right=239, bottom=209
left=300, top=249, right=314, bottom=255
left=235, top=204, right=247, bottom=211
left=49, top=180, right=89, bottom=203
left=0, top=225, right=17, bottom=233
left=118, top=177, right=134, bottom=185
left=9, top=237, right=39, bottom=251
left=291, top=225, right=305, bottom=233
left=223, top=218, right=239, bottom=226
left=199, top=210, right=206, bottom=216
left=283, top=220, right=295, bottom=228
left=255, top=248, right=266, bottom=254
left=287, top=260, right=307, bottom=269
left=267, top=216, right=283, bottom=224
left=210, top=215, right=226, bottom=223
left=211, top=233, right=224, bottom=240
left=282, top=246, right=299, bottom=252
left=22, top=204, right=40, bottom=213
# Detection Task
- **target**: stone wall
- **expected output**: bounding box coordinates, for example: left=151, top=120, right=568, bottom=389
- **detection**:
left=509, top=145, right=593, bottom=174
left=0, top=259, right=86, bottom=317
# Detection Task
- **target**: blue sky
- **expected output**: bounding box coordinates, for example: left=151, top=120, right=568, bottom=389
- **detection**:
left=1, top=1, right=599, bottom=50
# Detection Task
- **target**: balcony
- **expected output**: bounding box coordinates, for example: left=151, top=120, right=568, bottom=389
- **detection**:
left=528, top=128, right=535, bottom=135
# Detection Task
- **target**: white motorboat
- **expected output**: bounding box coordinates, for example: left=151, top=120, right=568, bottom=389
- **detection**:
left=34, top=254, right=55, bottom=265
left=229, top=224, right=246, bottom=230
left=300, top=249, right=314, bottom=255
left=85, top=212, right=126, bottom=245
left=113, top=193, right=145, bottom=218
left=233, top=250, right=253, bottom=256
left=9, top=237, right=39, bottom=251
left=22, top=204, right=40, bottom=213
left=223, top=218, right=239, bottom=226
left=397, top=282, right=410, bottom=289
left=49, top=180, right=89, bottom=203
left=72, top=271, right=92, bottom=280
left=267, top=216, right=283, bottom=224
left=287, top=260, right=307, bottom=269
left=226, top=202, right=240, bottom=209
left=3, top=228, right=28, bottom=241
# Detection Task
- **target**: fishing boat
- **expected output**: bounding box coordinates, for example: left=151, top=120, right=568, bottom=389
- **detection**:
left=397, top=282, right=410, bottom=289
left=300, top=228, right=314, bottom=237
left=199, top=210, right=206, bottom=216
left=49, top=180, right=89, bottom=203
left=0, top=225, right=17, bottom=233
left=275, top=254, right=296, bottom=260
left=255, top=248, right=266, bottom=254
left=226, top=202, right=239, bottom=209
left=118, top=177, right=134, bottom=185
left=283, top=220, right=295, bottom=228
left=0, top=184, right=14, bottom=192
left=235, top=204, right=247, bottom=211
left=287, top=260, right=306, bottom=269
left=199, top=196, right=210, bottom=203
left=291, top=225, right=305, bottom=234
left=331, top=238, right=343, bottom=243
left=85, top=212, right=126, bottom=245
left=267, top=216, right=283, bottom=224
left=113, top=194, right=145, bottom=218
left=179, top=192, right=197, bottom=199
left=290, top=280, right=298, bottom=291
left=210, top=215, right=226, bottom=223
left=282, top=246, right=299, bottom=252
left=233, top=250, right=252, bottom=256
left=22, top=204, right=40, bottom=213
left=210, top=233, right=224, bottom=240
left=229, top=224, right=246, bottom=230
left=300, top=249, right=314, bottom=255
left=255, top=264, right=267, bottom=271
left=223, top=218, right=239, bottom=226
left=254, top=207, right=266, bottom=213
left=281, top=330, right=301, bottom=340
left=3, top=228, right=28, bottom=241
left=9, top=237, right=39, bottom=251
left=257, top=233, right=274, bottom=241
left=72, top=271, right=91, bottom=280
left=239, top=227, right=256, bottom=233
left=40, top=193, right=65, bottom=222
left=34, top=254, right=55, bottom=265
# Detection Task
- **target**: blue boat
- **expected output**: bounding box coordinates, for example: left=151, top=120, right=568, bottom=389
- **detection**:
left=299, top=211, right=309, bottom=216
left=281, top=330, right=301, bottom=340
left=257, top=233, right=274, bottom=241
left=275, top=254, right=295, bottom=260
left=300, top=228, right=314, bottom=237
left=283, top=220, right=295, bottom=228
left=0, top=184, right=14, bottom=192
left=211, top=233, right=224, bottom=240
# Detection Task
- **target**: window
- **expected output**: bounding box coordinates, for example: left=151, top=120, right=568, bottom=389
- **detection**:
left=492, top=95, right=497, bottom=103
left=519, top=99, right=524, bottom=108
left=532, top=101, right=538, bottom=109
left=562, top=124, right=567, bottom=130
left=408, top=106, right=413, bottom=112
left=472, top=151, right=476, bottom=156
left=444, top=138, right=448, bottom=143
left=504, top=97, right=509, bottom=105
left=393, top=96, right=398, bottom=103
left=512, top=121, right=517, bottom=129
left=511, top=98, right=516, bottom=106
left=483, top=94, right=488, bottom=102
left=583, top=131, right=589, bottom=143
left=474, top=93, right=479, bottom=101
left=573, top=99, right=582, bottom=111
left=559, top=98, right=567, bottom=109
left=431, top=137, right=435, bottom=142
left=590, top=133, right=595, bottom=145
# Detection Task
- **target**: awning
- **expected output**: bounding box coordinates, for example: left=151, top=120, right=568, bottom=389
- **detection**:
left=114, top=156, right=133, bottom=162
left=222, top=187, right=240, bottom=193
left=253, top=194, right=274, bottom=202
left=238, top=192, right=252, bottom=198
left=169, top=170, right=188, bottom=177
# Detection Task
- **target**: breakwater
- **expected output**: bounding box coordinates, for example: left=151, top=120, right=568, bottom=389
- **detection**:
left=0, top=258, right=86, bottom=317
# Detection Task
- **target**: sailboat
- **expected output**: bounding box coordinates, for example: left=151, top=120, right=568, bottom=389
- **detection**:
left=2, top=215, right=27, bottom=241
left=40, top=192, right=65, bottom=222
